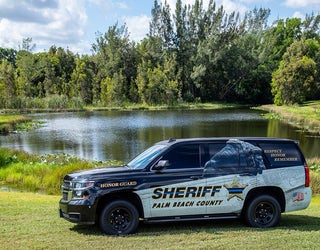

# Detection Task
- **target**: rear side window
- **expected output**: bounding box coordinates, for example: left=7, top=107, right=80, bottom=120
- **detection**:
left=259, top=142, right=304, bottom=168
left=207, top=143, right=243, bottom=168
left=204, top=140, right=265, bottom=175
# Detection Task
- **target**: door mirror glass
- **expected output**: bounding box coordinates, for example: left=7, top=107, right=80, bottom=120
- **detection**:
left=153, top=160, right=170, bottom=171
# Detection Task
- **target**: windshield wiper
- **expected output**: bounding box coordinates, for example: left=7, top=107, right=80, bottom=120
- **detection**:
left=122, top=164, right=131, bottom=169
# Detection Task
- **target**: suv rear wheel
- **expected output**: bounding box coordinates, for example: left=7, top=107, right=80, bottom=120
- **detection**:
left=99, top=200, right=139, bottom=235
left=245, top=195, right=281, bottom=228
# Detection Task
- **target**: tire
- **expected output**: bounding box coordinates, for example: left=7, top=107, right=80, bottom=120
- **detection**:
left=99, top=200, right=139, bottom=235
left=245, top=195, right=281, bottom=228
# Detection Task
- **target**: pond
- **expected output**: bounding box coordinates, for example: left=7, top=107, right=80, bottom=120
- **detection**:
left=0, top=109, right=319, bottom=162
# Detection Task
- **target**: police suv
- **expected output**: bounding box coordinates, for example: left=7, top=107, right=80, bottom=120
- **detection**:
left=59, top=138, right=312, bottom=235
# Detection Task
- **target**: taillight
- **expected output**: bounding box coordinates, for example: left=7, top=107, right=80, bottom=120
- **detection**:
left=304, top=165, right=310, bottom=187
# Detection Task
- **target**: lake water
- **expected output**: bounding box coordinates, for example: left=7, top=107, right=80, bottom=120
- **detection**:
left=0, top=109, right=319, bottom=162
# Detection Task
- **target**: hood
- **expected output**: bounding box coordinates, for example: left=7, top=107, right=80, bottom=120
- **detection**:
left=64, top=166, right=140, bottom=182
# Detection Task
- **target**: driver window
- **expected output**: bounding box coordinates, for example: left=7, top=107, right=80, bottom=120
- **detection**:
left=162, top=144, right=200, bottom=169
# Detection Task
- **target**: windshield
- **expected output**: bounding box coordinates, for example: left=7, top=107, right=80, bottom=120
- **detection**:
left=127, top=144, right=167, bottom=169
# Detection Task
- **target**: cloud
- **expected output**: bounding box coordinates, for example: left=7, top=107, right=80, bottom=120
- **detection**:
left=161, top=0, right=248, bottom=16
left=292, top=11, right=305, bottom=19
left=0, top=0, right=58, bottom=24
left=218, top=0, right=248, bottom=14
left=284, top=0, right=320, bottom=9
left=88, top=0, right=148, bottom=43
left=90, top=0, right=127, bottom=9
left=0, top=0, right=87, bottom=52
left=124, top=15, right=150, bottom=42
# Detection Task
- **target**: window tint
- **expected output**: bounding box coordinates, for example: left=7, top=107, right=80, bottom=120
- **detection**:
left=204, top=140, right=266, bottom=175
left=259, top=142, right=304, bottom=168
left=163, top=144, right=200, bottom=169
left=200, top=143, right=225, bottom=167
left=208, top=143, right=226, bottom=159
left=206, top=143, right=239, bottom=168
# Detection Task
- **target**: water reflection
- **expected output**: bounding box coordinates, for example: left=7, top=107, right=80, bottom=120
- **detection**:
left=0, top=109, right=319, bottom=161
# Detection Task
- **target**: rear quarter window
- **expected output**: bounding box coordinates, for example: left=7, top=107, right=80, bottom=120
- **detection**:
left=258, top=142, right=304, bottom=168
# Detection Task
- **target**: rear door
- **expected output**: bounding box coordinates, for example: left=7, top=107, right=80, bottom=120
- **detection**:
left=204, top=140, right=262, bottom=214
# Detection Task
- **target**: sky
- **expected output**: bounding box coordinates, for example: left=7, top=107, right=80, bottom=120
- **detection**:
left=0, top=0, right=320, bottom=55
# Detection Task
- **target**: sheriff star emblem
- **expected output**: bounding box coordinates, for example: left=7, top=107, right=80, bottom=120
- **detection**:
left=224, top=177, right=248, bottom=200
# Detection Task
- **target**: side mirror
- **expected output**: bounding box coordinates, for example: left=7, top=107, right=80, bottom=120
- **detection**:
left=153, top=160, right=170, bottom=171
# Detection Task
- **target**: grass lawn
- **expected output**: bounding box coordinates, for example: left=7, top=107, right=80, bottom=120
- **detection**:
left=1, top=191, right=320, bottom=250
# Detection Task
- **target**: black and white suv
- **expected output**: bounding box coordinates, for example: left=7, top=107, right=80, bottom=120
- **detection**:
left=59, top=137, right=312, bottom=235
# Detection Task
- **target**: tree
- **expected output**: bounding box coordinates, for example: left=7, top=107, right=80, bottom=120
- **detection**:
left=231, top=8, right=272, bottom=104
left=70, top=56, right=93, bottom=104
left=0, top=59, right=16, bottom=107
left=268, top=18, right=302, bottom=66
left=56, top=47, right=76, bottom=95
left=136, top=59, right=150, bottom=104
left=271, top=39, right=319, bottom=105
left=43, top=48, right=61, bottom=96
left=19, top=37, right=36, bottom=52
left=175, top=0, right=222, bottom=101
left=92, top=23, right=138, bottom=104
left=0, top=48, right=17, bottom=66
left=15, top=50, right=36, bottom=97
left=149, top=0, right=174, bottom=50
left=136, top=53, right=180, bottom=105
left=191, top=5, right=245, bottom=102
left=302, top=13, right=320, bottom=40
left=100, top=72, right=126, bottom=105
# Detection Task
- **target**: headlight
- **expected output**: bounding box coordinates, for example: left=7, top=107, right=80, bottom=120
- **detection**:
left=71, top=181, right=94, bottom=199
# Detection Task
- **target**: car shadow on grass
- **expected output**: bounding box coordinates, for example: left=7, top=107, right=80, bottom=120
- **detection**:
left=137, top=219, right=244, bottom=235
left=69, top=214, right=320, bottom=236
left=279, top=214, right=320, bottom=231
left=69, top=224, right=102, bottom=235
left=69, top=219, right=243, bottom=236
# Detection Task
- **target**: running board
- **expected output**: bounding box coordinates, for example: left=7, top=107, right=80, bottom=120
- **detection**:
left=143, top=214, right=240, bottom=224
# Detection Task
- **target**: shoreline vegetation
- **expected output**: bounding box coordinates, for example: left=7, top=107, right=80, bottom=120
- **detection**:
left=0, top=101, right=242, bottom=113
left=0, top=101, right=320, bottom=195
left=259, top=101, right=320, bottom=135
left=0, top=115, right=31, bottom=134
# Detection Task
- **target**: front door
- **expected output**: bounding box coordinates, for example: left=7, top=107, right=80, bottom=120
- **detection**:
left=137, top=143, right=206, bottom=218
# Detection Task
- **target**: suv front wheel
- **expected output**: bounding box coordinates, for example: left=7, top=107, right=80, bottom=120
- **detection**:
left=245, top=195, right=281, bottom=228
left=99, top=200, right=139, bottom=235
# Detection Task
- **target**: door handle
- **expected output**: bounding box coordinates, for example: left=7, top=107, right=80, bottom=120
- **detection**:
left=240, top=173, right=254, bottom=176
left=190, top=176, right=202, bottom=180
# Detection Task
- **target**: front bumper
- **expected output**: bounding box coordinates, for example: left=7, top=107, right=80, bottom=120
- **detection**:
left=59, top=199, right=96, bottom=224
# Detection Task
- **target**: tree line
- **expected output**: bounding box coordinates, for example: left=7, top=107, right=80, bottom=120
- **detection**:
left=1, top=0, right=320, bottom=109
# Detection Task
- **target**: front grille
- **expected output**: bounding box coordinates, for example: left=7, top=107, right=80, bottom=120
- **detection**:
left=62, top=192, right=68, bottom=201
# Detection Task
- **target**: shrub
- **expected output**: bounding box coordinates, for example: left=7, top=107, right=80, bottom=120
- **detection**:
left=308, top=157, right=320, bottom=194
left=47, top=95, right=68, bottom=109
left=310, top=171, right=320, bottom=195
left=25, top=97, right=46, bottom=109
left=0, top=148, right=119, bottom=194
